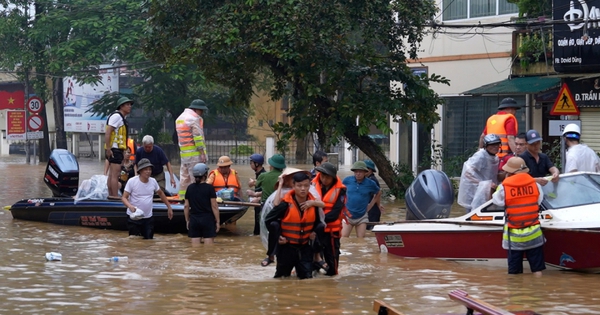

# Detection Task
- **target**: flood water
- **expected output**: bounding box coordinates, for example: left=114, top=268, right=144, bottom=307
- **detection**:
left=0, top=156, right=599, bottom=315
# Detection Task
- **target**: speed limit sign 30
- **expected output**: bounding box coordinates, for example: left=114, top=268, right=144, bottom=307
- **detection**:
left=27, top=96, right=44, bottom=114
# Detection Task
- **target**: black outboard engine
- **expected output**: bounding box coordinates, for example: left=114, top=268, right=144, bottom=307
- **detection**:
left=405, top=169, right=454, bottom=220
left=44, top=149, right=79, bottom=197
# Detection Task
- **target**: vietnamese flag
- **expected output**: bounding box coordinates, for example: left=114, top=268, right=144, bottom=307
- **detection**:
left=0, top=83, right=25, bottom=110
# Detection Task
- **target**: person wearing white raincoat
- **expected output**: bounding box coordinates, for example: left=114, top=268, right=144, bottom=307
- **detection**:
left=562, top=123, right=600, bottom=173
left=176, top=100, right=208, bottom=199
left=458, top=134, right=501, bottom=212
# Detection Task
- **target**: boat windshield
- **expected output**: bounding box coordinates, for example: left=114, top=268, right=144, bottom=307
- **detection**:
left=543, top=174, right=600, bottom=209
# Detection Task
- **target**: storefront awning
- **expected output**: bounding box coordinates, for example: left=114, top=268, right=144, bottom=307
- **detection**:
left=463, top=76, right=561, bottom=95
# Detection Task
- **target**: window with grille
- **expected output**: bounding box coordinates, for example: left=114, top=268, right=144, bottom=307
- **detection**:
left=442, top=0, right=517, bottom=21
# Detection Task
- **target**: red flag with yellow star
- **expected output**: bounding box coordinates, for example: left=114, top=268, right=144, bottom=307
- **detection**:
left=0, top=83, right=25, bottom=110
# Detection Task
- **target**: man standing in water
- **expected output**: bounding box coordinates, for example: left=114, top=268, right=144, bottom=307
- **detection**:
left=313, top=162, right=346, bottom=276
left=122, top=158, right=173, bottom=239
left=266, top=172, right=324, bottom=279
left=176, top=99, right=208, bottom=199
left=492, top=157, right=545, bottom=275
left=105, top=96, right=133, bottom=198
left=342, top=161, right=380, bottom=238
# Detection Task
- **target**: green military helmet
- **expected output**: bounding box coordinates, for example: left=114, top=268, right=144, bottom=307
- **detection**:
left=116, top=96, right=134, bottom=109
left=189, top=99, right=208, bottom=110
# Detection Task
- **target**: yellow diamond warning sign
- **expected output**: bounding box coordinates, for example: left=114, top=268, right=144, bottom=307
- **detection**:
left=550, top=83, right=579, bottom=115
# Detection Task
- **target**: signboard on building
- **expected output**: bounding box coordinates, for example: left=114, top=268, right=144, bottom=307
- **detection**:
left=63, top=64, right=119, bottom=133
left=553, top=0, right=600, bottom=72
left=563, top=78, right=600, bottom=107
left=6, top=110, right=26, bottom=140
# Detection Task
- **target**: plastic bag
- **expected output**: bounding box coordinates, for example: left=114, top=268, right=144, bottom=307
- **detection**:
left=471, top=180, right=493, bottom=210
left=216, top=188, right=235, bottom=201
left=74, top=175, right=109, bottom=203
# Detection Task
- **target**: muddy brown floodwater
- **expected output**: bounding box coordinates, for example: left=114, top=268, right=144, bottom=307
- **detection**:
left=0, top=157, right=598, bottom=314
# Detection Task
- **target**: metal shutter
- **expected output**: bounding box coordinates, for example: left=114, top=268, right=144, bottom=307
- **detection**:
left=580, top=108, right=600, bottom=152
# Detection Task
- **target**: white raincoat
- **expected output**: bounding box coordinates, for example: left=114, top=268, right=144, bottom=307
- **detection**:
left=457, top=149, right=499, bottom=211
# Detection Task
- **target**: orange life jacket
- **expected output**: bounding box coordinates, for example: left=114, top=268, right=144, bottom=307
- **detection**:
left=503, top=173, right=540, bottom=229
left=280, top=190, right=317, bottom=245
left=211, top=169, right=241, bottom=193
left=312, top=173, right=347, bottom=234
left=486, top=113, right=518, bottom=159
left=127, top=139, right=135, bottom=161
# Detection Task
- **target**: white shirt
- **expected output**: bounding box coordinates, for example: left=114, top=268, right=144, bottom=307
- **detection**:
left=107, top=113, right=125, bottom=149
left=565, top=143, right=600, bottom=173
left=124, top=176, right=160, bottom=218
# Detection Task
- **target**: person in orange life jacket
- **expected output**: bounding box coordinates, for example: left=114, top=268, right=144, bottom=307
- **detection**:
left=266, top=172, right=325, bottom=279
left=492, top=157, right=545, bottom=275
left=519, top=129, right=559, bottom=186
left=497, top=133, right=527, bottom=182
left=479, top=97, right=521, bottom=159
left=364, top=160, right=384, bottom=230
left=247, top=154, right=266, bottom=235
left=207, top=155, right=244, bottom=200
left=259, top=168, right=320, bottom=267
left=105, top=97, right=133, bottom=198
left=312, top=162, right=347, bottom=276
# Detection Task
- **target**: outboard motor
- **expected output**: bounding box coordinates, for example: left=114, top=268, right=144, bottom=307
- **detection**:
left=405, top=169, right=454, bottom=220
left=44, top=149, right=79, bottom=197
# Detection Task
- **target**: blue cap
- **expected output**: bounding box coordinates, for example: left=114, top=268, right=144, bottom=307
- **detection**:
left=364, top=160, right=376, bottom=172
left=526, top=130, right=543, bottom=144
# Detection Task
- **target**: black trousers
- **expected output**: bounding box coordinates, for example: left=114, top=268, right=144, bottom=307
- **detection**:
left=321, top=231, right=341, bottom=276
left=127, top=217, right=154, bottom=239
left=266, top=221, right=281, bottom=257
left=253, top=206, right=262, bottom=236
left=274, top=243, right=314, bottom=279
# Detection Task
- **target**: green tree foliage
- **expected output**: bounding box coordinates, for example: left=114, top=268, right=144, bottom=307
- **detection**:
left=144, top=0, right=448, bottom=194
left=507, top=0, right=552, bottom=18
left=0, top=0, right=245, bottom=156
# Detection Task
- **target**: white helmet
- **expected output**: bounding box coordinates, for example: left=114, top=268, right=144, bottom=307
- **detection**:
left=562, top=123, right=581, bottom=140
left=192, top=163, right=209, bottom=177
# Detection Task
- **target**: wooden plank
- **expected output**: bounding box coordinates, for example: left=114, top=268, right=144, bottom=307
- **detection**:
left=448, top=290, right=514, bottom=315
left=372, top=300, right=405, bottom=315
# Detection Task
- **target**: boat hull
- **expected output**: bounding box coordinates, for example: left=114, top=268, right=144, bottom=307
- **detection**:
left=9, top=197, right=248, bottom=234
left=542, top=227, right=600, bottom=272
left=374, top=222, right=505, bottom=260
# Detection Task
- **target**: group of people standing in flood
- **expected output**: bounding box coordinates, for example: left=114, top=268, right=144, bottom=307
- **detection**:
left=104, top=96, right=385, bottom=279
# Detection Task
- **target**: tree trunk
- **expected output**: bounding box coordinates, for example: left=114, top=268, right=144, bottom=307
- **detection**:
left=53, top=78, right=68, bottom=149
left=343, top=130, right=406, bottom=196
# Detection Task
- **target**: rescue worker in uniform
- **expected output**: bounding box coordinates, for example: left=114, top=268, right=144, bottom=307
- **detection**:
left=479, top=97, right=521, bottom=159
left=563, top=123, right=600, bottom=173
left=105, top=96, right=133, bottom=197
left=207, top=155, right=243, bottom=200
left=312, top=162, right=347, bottom=276
left=266, top=172, right=325, bottom=279
left=176, top=99, right=208, bottom=199
left=492, top=157, right=545, bottom=275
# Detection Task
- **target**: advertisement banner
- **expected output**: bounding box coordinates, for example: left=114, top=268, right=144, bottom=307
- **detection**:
left=63, top=65, right=119, bottom=133
left=553, top=0, right=600, bottom=72
left=6, top=110, right=26, bottom=140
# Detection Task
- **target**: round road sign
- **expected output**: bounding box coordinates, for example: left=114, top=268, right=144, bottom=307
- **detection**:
left=28, top=115, right=44, bottom=131
left=27, top=96, right=44, bottom=114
